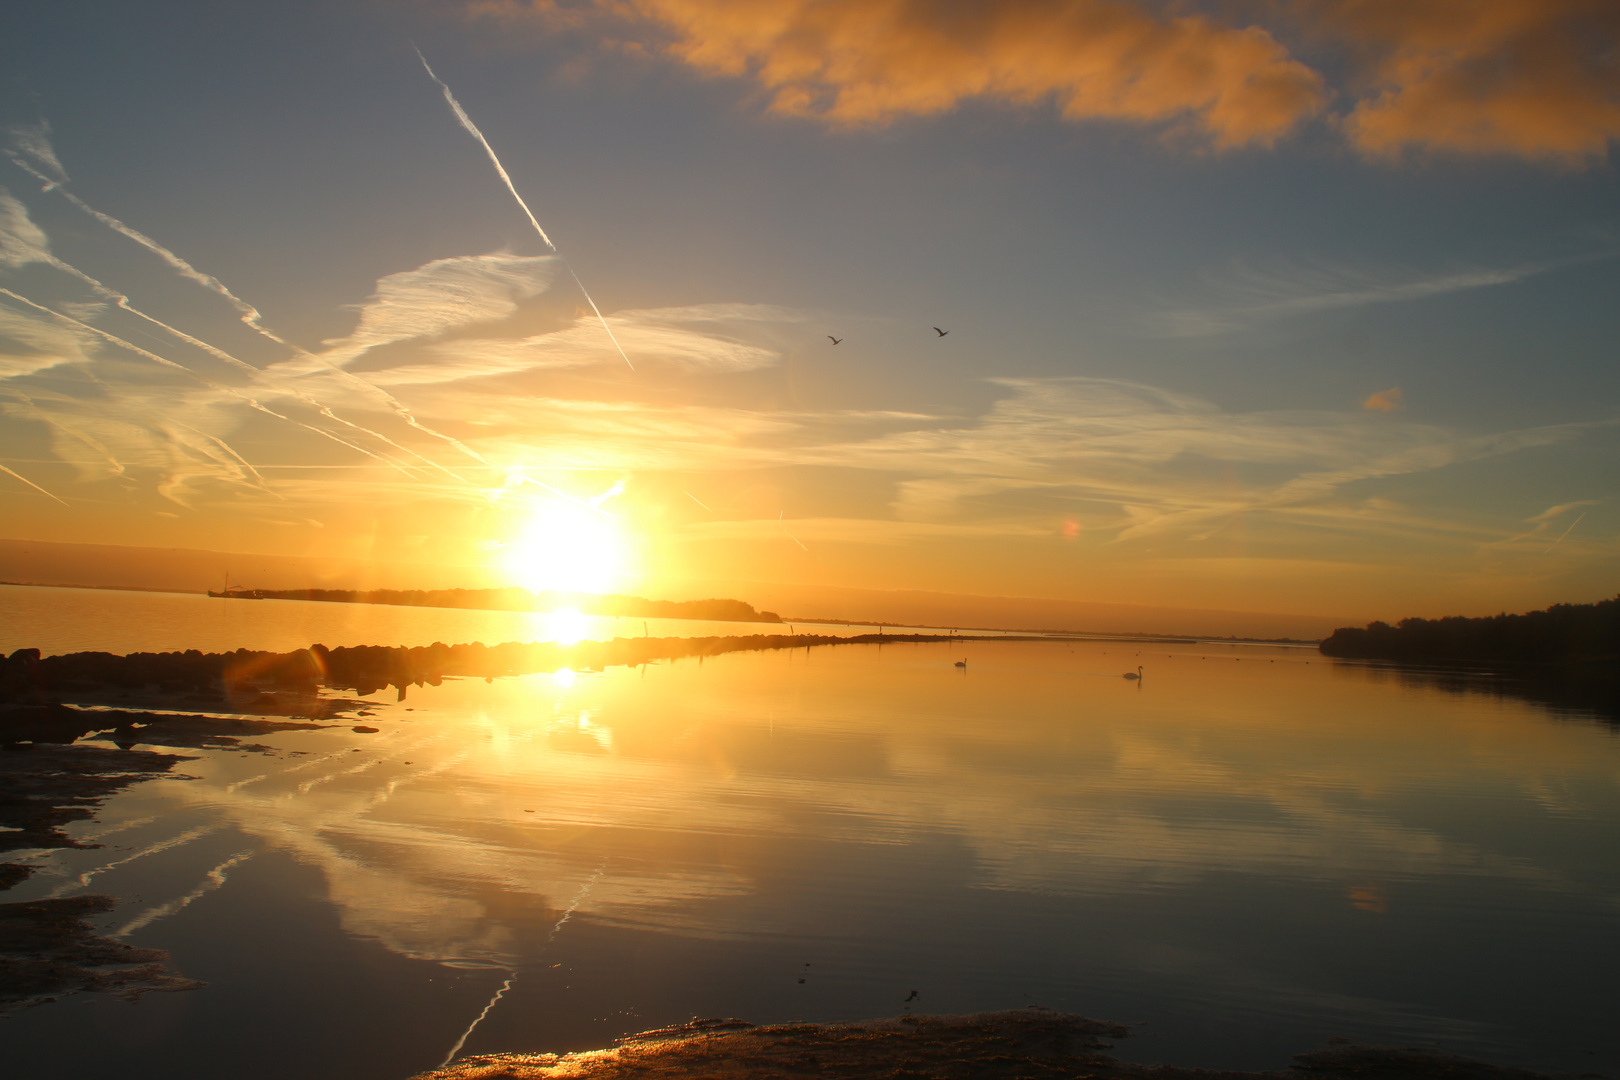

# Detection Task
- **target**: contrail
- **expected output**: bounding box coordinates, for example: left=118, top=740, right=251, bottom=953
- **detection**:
left=26, top=167, right=294, bottom=347
left=415, top=48, right=634, bottom=372
left=509, top=473, right=617, bottom=518
left=683, top=489, right=713, bottom=512
left=48, top=824, right=220, bottom=898
left=566, top=263, right=633, bottom=371
left=173, top=421, right=279, bottom=497
left=1544, top=510, right=1588, bottom=553
left=39, top=250, right=431, bottom=478
left=11, top=142, right=493, bottom=475
left=779, top=509, right=809, bottom=551
left=6, top=389, right=126, bottom=475
left=55, top=183, right=293, bottom=346
left=435, top=863, right=605, bottom=1070
left=0, top=286, right=406, bottom=490
left=115, top=850, right=254, bottom=938
left=439, top=972, right=517, bottom=1069
left=415, top=48, right=554, bottom=248
left=0, top=463, right=68, bottom=505
left=590, top=477, right=627, bottom=508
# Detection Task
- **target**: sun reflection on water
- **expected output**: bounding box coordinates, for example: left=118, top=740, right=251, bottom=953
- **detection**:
left=545, top=607, right=590, bottom=645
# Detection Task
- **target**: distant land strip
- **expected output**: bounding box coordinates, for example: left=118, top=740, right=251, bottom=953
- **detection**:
left=1319, top=595, right=1618, bottom=667
left=225, top=587, right=784, bottom=624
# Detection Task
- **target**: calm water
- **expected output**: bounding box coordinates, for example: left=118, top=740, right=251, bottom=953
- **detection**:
left=4, top=621, right=1618, bottom=1077
left=0, top=583, right=935, bottom=655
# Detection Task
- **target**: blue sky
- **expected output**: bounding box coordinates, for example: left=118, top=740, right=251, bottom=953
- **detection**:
left=1, top=0, right=1616, bottom=623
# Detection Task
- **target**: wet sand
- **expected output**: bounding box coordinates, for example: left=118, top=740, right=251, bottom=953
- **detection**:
left=411, top=1010, right=1571, bottom=1080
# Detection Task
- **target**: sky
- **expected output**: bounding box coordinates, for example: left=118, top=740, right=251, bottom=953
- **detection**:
left=0, top=0, right=1616, bottom=627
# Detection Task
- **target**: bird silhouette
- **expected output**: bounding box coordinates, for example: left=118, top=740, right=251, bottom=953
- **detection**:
left=933, top=327, right=949, bottom=336
left=954, top=659, right=967, bottom=668
left=1123, top=666, right=1143, bottom=681
left=828, top=335, right=842, bottom=345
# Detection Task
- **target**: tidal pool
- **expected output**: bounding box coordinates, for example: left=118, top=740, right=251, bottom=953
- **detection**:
left=6, top=638, right=1618, bottom=1079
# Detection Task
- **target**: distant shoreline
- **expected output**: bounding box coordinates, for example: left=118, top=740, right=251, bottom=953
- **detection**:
left=0, top=581, right=1324, bottom=646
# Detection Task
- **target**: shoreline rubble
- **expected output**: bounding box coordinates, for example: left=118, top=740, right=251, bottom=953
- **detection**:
left=409, top=1010, right=1572, bottom=1080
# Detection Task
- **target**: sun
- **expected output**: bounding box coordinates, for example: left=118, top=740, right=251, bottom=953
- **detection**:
left=501, top=500, right=631, bottom=595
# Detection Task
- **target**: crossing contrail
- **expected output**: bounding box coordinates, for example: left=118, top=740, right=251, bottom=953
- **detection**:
left=0, top=287, right=354, bottom=496
left=33, top=252, right=429, bottom=477
left=9, top=132, right=494, bottom=475
left=415, top=48, right=634, bottom=372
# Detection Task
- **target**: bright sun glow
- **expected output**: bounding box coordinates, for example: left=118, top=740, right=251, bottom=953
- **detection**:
left=502, top=501, right=631, bottom=595
left=545, top=607, right=590, bottom=646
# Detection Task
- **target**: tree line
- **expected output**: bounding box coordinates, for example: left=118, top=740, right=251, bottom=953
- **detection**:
left=1319, top=595, right=1619, bottom=665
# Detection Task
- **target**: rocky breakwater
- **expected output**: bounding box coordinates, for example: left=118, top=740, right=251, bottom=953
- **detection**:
left=309, top=632, right=939, bottom=699
left=2, top=632, right=973, bottom=727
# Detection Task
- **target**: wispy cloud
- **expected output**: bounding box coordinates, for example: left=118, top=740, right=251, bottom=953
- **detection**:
left=387, top=303, right=796, bottom=384
left=316, top=253, right=562, bottom=369
left=1528, top=500, right=1599, bottom=525
left=1152, top=252, right=1606, bottom=337
left=3, top=122, right=70, bottom=189
left=0, top=187, right=50, bottom=268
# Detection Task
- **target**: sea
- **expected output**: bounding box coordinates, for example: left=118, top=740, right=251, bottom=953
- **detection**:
left=2, top=584, right=1617, bottom=1079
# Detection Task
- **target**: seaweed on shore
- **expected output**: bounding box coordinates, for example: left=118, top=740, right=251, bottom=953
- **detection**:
left=0, top=741, right=193, bottom=861
left=0, top=742, right=208, bottom=1011
left=0, top=894, right=204, bottom=1013
left=0, top=696, right=342, bottom=1013
left=411, top=1010, right=1574, bottom=1080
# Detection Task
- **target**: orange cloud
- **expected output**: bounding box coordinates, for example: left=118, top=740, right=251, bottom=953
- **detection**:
left=473, top=0, right=1328, bottom=148
left=462, top=0, right=1620, bottom=162
left=1323, top=0, right=1620, bottom=162
left=1363, top=386, right=1403, bottom=412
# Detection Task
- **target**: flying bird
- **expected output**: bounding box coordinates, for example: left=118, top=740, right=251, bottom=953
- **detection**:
left=933, top=327, right=949, bottom=336
left=828, top=335, right=842, bottom=345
